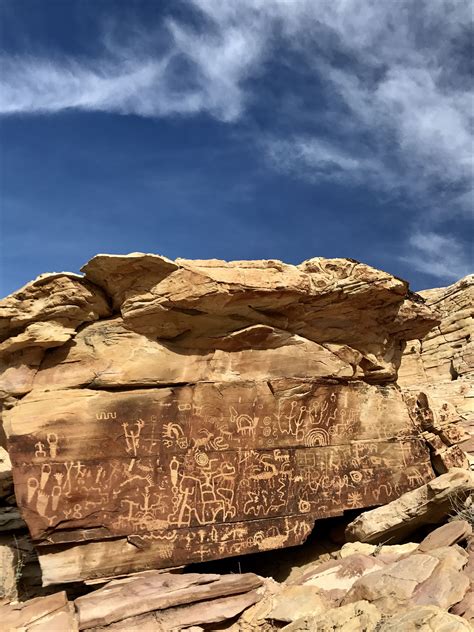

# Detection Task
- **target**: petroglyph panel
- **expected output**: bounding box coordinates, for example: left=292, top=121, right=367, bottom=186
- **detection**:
left=5, top=379, right=434, bottom=583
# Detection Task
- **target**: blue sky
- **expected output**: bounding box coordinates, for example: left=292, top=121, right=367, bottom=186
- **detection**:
left=0, top=0, right=472, bottom=296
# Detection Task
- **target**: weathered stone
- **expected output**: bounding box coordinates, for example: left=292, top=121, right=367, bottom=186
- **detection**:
left=6, top=380, right=435, bottom=585
left=418, top=520, right=472, bottom=551
left=75, top=571, right=263, bottom=630
left=339, top=541, right=419, bottom=564
left=267, top=585, right=330, bottom=622
left=378, top=605, right=471, bottom=631
left=342, top=553, right=439, bottom=611
left=89, top=590, right=262, bottom=631
left=0, top=273, right=110, bottom=341
left=399, top=275, right=474, bottom=457
left=0, top=590, right=78, bottom=631
left=451, top=589, right=474, bottom=622
left=343, top=546, right=469, bottom=614
left=345, top=469, right=474, bottom=543
left=0, top=506, right=26, bottom=531
left=0, top=542, right=20, bottom=602
left=281, top=600, right=381, bottom=632
left=411, top=545, right=469, bottom=609
left=2, top=255, right=440, bottom=584
left=291, top=554, right=385, bottom=605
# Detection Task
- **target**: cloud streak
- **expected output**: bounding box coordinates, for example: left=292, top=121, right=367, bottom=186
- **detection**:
left=1, top=0, right=472, bottom=281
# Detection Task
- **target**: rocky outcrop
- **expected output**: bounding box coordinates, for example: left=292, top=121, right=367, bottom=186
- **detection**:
left=399, top=275, right=474, bottom=461
left=345, top=468, right=474, bottom=543
left=1, top=254, right=440, bottom=584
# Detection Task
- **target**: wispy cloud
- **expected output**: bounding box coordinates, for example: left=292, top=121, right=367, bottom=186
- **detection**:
left=403, top=231, right=473, bottom=281
left=1, top=0, right=472, bottom=281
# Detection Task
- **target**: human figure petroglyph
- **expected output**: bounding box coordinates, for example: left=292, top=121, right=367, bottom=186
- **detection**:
left=122, top=419, right=145, bottom=456
left=34, top=441, right=47, bottom=458
left=36, top=490, right=49, bottom=517
left=40, top=464, right=51, bottom=490
left=27, top=478, right=39, bottom=504
left=51, top=485, right=62, bottom=511
left=46, top=433, right=59, bottom=458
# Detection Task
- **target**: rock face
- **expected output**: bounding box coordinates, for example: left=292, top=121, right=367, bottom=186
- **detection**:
left=1, top=254, right=440, bottom=585
left=345, top=468, right=474, bottom=544
left=399, top=275, right=474, bottom=460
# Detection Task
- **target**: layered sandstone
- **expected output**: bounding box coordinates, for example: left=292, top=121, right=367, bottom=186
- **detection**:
left=399, top=275, right=474, bottom=462
left=1, top=254, right=440, bottom=584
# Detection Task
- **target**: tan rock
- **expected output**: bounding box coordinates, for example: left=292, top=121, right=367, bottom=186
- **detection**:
left=0, top=590, right=78, bottom=631
left=0, top=272, right=110, bottom=341
left=343, top=546, right=469, bottom=614
left=418, top=520, right=472, bottom=551
left=81, top=254, right=437, bottom=381
left=411, top=545, right=469, bottom=609
left=1, top=255, right=441, bottom=584
left=451, top=589, right=474, bottom=622
left=292, top=554, right=385, bottom=604
left=345, top=468, right=474, bottom=543
left=0, top=542, right=20, bottom=602
left=339, top=542, right=419, bottom=563
left=342, top=553, right=439, bottom=611
left=75, top=571, right=263, bottom=629
left=281, top=600, right=381, bottom=632
left=377, top=605, right=471, bottom=631
left=399, top=275, right=474, bottom=457
left=89, top=590, right=262, bottom=631
left=267, top=585, right=330, bottom=622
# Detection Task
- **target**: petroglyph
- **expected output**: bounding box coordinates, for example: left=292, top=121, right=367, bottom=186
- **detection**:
left=6, top=380, right=435, bottom=583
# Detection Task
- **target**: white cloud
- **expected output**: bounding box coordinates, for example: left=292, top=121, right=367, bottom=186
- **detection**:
left=1, top=0, right=472, bottom=281
left=404, top=232, right=472, bottom=281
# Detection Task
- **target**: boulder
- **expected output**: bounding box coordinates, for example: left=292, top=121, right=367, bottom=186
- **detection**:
left=345, top=469, right=474, bottom=543
left=74, top=570, right=263, bottom=630
left=377, top=605, right=471, bottom=631
left=2, top=255, right=440, bottom=584
left=342, top=546, right=469, bottom=614
left=267, top=585, right=330, bottom=622
left=291, top=554, right=385, bottom=604
left=281, top=600, right=382, bottom=632
left=0, top=590, right=78, bottom=631
left=418, top=520, right=472, bottom=552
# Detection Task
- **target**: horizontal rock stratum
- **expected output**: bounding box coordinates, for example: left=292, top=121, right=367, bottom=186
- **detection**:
left=0, top=254, right=441, bottom=584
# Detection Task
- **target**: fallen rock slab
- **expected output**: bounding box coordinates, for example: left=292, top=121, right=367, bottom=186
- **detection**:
left=0, top=590, right=78, bottom=632
left=75, top=570, right=263, bottom=629
left=88, top=589, right=262, bottom=631
left=281, top=600, right=381, bottom=632
left=342, top=546, right=469, bottom=614
left=267, top=585, right=329, bottom=623
left=345, top=468, right=474, bottom=543
left=291, top=554, right=385, bottom=605
left=418, top=520, right=472, bottom=552
left=378, top=605, right=471, bottom=631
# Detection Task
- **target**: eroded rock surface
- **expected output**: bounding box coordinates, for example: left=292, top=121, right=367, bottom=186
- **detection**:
left=1, top=254, right=440, bottom=584
left=399, top=275, right=474, bottom=460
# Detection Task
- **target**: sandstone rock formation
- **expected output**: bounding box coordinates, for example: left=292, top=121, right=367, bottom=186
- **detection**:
left=399, top=275, right=474, bottom=463
left=1, top=254, right=441, bottom=584
left=345, top=468, right=474, bottom=543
